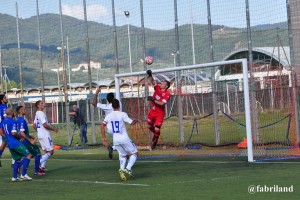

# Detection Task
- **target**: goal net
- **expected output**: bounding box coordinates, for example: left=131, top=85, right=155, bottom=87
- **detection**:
left=115, top=59, right=299, bottom=162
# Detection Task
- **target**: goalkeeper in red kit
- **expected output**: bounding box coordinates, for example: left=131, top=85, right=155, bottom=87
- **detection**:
left=146, top=70, right=171, bottom=150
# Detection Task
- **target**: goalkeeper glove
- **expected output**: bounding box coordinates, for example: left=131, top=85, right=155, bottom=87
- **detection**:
left=146, top=70, right=152, bottom=77
left=147, top=96, right=155, bottom=101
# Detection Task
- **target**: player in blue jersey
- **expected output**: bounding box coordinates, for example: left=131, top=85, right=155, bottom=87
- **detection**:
left=16, top=105, right=45, bottom=176
left=0, top=94, right=8, bottom=167
left=1, top=108, right=33, bottom=181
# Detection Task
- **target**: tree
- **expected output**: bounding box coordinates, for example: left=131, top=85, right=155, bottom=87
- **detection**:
left=1, top=80, right=20, bottom=93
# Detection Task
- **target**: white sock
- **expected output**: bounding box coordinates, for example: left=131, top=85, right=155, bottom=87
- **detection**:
left=126, top=154, right=137, bottom=171
left=119, top=156, right=127, bottom=170
left=41, top=160, right=47, bottom=168
left=12, top=159, right=15, bottom=165
left=40, top=153, right=51, bottom=167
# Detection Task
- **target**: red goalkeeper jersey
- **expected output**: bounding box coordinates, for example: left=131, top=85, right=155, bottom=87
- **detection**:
left=150, top=84, right=170, bottom=114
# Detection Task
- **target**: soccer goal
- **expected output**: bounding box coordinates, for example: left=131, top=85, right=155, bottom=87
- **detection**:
left=114, top=59, right=298, bottom=162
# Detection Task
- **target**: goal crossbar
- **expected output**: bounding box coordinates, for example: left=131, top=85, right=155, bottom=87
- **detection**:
left=114, top=58, right=254, bottom=162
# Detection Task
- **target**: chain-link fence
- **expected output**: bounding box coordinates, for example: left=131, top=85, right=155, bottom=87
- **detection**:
left=1, top=1, right=300, bottom=159
left=0, top=1, right=296, bottom=87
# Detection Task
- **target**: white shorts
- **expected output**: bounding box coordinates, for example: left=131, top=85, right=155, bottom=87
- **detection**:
left=115, top=140, right=138, bottom=157
left=39, top=136, right=54, bottom=151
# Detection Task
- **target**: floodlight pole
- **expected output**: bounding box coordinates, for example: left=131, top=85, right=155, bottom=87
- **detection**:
left=16, top=2, right=24, bottom=105
left=59, top=0, right=71, bottom=144
left=245, top=0, right=259, bottom=142
left=66, top=35, right=71, bottom=101
left=140, top=0, right=149, bottom=118
left=286, top=0, right=300, bottom=145
left=207, top=0, right=220, bottom=145
left=112, top=0, right=119, bottom=74
left=83, top=0, right=96, bottom=144
left=174, top=0, right=184, bottom=144
left=124, top=11, right=132, bottom=74
left=188, top=0, right=197, bottom=93
left=36, top=0, right=45, bottom=103
left=171, top=51, right=177, bottom=85
left=0, top=45, right=3, bottom=93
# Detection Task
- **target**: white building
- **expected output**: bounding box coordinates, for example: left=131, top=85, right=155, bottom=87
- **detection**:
left=72, top=61, right=101, bottom=72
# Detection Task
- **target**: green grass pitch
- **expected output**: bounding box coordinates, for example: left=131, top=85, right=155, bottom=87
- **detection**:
left=0, top=148, right=299, bottom=200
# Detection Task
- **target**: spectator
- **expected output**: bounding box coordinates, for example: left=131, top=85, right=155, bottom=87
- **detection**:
left=69, top=105, right=88, bottom=145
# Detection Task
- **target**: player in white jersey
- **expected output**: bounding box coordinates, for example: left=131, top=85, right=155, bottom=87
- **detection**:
left=102, top=99, right=139, bottom=181
left=92, top=87, right=115, bottom=159
left=32, top=100, right=58, bottom=172
left=93, top=87, right=114, bottom=116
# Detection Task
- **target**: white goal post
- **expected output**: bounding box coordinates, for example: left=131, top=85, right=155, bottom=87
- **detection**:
left=114, top=58, right=254, bottom=162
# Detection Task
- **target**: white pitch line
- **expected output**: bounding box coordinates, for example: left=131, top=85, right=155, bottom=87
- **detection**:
left=156, top=176, right=241, bottom=186
left=33, top=179, right=149, bottom=186
left=45, top=159, right=248, bottom=164
left=2, top=158, right=300, bottom=164
left=210, top=176, right=241, bottom=181
left=254, top=161, right=300, bottom=164
left=156, top=179, right=203, bottom=185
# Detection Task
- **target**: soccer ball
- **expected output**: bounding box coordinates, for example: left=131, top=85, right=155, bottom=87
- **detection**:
left=145, top=56, right=154, bottom=65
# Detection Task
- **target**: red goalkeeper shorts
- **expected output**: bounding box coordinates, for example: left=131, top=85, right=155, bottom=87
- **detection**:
left=147, top=110, right=165, bottom=128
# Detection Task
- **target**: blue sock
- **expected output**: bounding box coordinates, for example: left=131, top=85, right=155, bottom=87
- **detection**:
left=21, top=158, right=30, bottom=176
left=35, top=155, right=41, bottom=173
left=0, top=150, right=3, bottom=157
left=20, top=159, right=24, bottom=165
left=13, top=161, right=20, bottom=178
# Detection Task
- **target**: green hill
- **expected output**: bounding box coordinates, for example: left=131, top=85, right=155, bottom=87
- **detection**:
left=0, top=13, right=288, bottom=88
